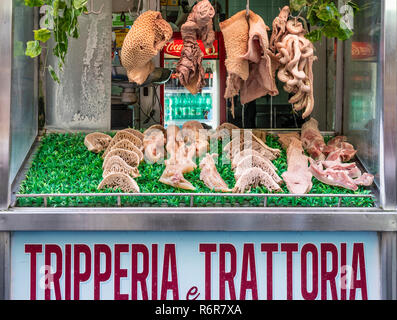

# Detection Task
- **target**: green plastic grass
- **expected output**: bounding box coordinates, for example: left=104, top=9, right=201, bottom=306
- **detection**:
left=16, top=132, right=375, bottom=208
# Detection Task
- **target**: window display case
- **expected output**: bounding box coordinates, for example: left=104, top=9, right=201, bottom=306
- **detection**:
left=0, top=0, right=396, bottom=300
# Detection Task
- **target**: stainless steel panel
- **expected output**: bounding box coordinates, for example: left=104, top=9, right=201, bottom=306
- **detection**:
left=0, top=232, right=11, bottom=300
left=380, top=0, right=397, bottom=209
left=0, top=0, right=12, bottom=210
left=380, top=232, right=397, bottom=299
left=0, top=208, right=396, bottom=231
left=10, top=2, right=37, bottom=185
left=45, top=0, right=112, bottom=131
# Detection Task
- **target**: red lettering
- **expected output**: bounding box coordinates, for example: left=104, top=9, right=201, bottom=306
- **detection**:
left=65, top=244, right=71, bottom=300
left=240, top=244, right=258, bottom=300
left=152, top=244, right=158, bottom=300
left=25, top=244, right=42, bottom=300
left=44, top=244, right=62, bottom=300
left=340, top=243, right=347, bottom=300
left=93, top=244, right=111, bottom=300
left=219, top=244, right=237, bottom=300
left=349, top=243, right=368, bottom=300
left=301, top=243, right=318, bottom=300
left=199, top=243, right=217, bottom=300
left=73, top=244, right=91, bottom=300
left=161, top=244, right=179, bottom=300
left=114, top=244, right=129, bottom=300
left=261, top=243, right=278, bottom=300
left=131, top=244, right=149, bottom=300
left=23, top=240, right=371, bottom=301
left=321, top=243, right=338, bottom=300
left=186, top=286, right=200, bottom=300
left=281, top=243, right=298, bottom=300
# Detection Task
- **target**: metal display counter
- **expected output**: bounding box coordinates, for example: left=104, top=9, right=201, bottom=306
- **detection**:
left=0, top=0, right=396, bottom=300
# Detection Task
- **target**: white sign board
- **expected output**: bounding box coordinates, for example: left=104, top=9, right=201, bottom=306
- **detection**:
left=10, top=231, right=380, bottom=300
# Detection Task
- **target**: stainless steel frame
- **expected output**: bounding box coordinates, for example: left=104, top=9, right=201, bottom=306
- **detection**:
left=0, top=233, right=10, bottom=300
left=0, top=230, right=394, bottom=300
left=0, top=207, right=394, bottom=231
left=0, top=0, right=396, bottom=300
left=0, top=0, right=12, bottom=210
left=383, top=22, right=396, bottom=271
left=380, top=0, right=397, bottom=210
left=380, top=232, right=397, bottom=299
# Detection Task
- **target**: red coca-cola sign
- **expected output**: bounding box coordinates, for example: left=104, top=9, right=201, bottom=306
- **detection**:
left=351, top=42, right=376, bottom=60
left=164, top=39, right=219, bottom=59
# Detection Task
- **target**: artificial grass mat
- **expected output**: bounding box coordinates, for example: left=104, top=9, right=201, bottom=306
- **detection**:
left=16, top=132, right=375, bottom=208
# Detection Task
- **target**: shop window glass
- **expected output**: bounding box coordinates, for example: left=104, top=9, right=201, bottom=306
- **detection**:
left=343, top=0, right=381, bottom=185
left=10, top=1, right=37, bottom=184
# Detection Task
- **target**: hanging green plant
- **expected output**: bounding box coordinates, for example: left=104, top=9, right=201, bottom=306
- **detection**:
left=289, top=0, right=360, bottom=42
left=24, top=0, right=88, bottom=83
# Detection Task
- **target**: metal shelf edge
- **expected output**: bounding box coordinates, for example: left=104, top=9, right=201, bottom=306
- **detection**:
left=0, top=208, right=396, bottom=232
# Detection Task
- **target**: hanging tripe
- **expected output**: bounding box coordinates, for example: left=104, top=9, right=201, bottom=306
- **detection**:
left=269, top=6, right=317, bottom=119
left=220, top=9, right=277, bottom=118
left=176, top=0, right=215, bottom=95
left=220, top=6, right=317, bottom=120
left=121, top=10, right=173, bottom=85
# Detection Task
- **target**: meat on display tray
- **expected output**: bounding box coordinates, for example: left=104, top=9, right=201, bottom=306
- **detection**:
left=14, top=130, right=375, bottom=209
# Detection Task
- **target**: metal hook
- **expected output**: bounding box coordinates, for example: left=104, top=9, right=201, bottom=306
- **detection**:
left=137, top=0, right=142, bottom=16
left=84, top=0, right=104, bottom=15
left=128, top=0, right=142, bottom=19
left=246, top=0, right=250, bottom=17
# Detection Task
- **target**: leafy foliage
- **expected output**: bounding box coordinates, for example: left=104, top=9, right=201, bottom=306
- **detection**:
left=25, top=40, right=42, bottom=58
left=17, top=132, right=374, bottom=208
left=289, top=0, right=359, bottom=42
left=24, top=0, right=88, bottom=83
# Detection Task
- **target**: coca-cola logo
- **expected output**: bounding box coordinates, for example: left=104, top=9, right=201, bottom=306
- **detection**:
left=164, top=40, right=218, bottom=58
left=165, top=41, right=184, bottom=54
